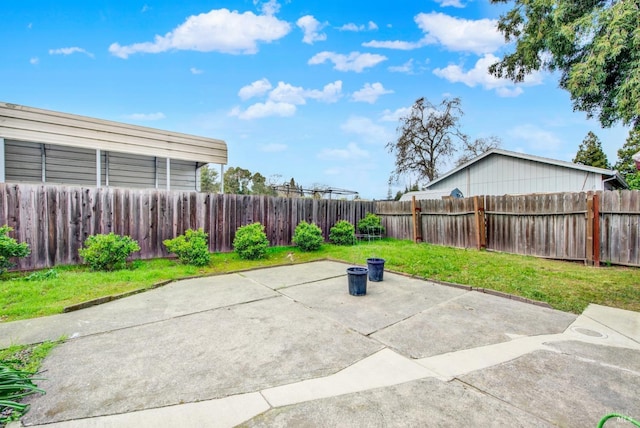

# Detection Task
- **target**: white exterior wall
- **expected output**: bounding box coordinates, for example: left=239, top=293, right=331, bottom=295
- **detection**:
left=428, top=154, right=604, bottom=196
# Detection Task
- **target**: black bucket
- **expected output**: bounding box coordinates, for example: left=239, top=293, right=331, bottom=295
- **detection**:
left=367, top=258, right=385, bottom=282
left=347, top=267, right=368, bottom=296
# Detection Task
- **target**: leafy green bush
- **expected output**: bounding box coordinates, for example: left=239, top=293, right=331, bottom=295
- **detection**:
left=163, top=228, right=211, bottom=266
left=357, top=213, right=385, bottom=234
left=292, top=221, right=324, bottom=252
left=0, top=225, right=30, bottom=275
left=329, top=220, right=355, bottom=246
left=78, top=233, right=140, bottom=271
left=0, top=362, right=44, bottom=424
left=233, top=223, right=269, bottom=260
left=23, top=269, right=58, bottom=282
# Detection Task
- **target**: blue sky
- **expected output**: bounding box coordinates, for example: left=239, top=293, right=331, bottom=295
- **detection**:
left=2, top=0, right=631, bottom=199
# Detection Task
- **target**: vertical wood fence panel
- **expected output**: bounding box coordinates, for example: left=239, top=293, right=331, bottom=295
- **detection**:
left=0, top=184, right=376, bottom=270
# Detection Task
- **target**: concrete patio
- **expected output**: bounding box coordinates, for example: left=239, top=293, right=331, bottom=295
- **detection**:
left=1, top=260, right=638, bottom=427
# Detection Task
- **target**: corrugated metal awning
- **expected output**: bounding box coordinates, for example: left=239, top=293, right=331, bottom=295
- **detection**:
left=0, top=102, right=227, bottom=165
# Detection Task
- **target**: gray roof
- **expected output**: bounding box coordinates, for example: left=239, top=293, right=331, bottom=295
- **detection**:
left=426, top=148, right=628, bottom=189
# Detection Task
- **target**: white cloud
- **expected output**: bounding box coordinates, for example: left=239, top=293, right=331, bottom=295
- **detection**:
left=362, top=40, right=423, bottom=50
left=29, top=57, right=39, bottom=65
left=318, top=142, right=369, bottom=160
left=238, top=78, right=273, bottom=100
left=260, top=143, right=287, bottom=152
left=380, top=107, right=412, bottom=122
left=258, top=0, right=280, bottom=16
left=269, top=82, right=308, bottom=104
left=338, top=21, right=378, bottom=32
left=351, top=82, right=393, bottom=104
left=305, top=80, right=343, bottom=103
left=341, top=116, right=391, bottom=144
left=308, top=51, right=387, bottom=72
left=125, top=112, right=166, bottom=121
left=190, top=67, right=204, bottom=74
left=49, top=47, right=94, bottom=58
left=433, top=54, right=543, bottom=97
left=388, top=59, right=415, bottom=74
left=415, top=12, right=503, bottom=54
left=109, top=8, right=291, bottom=58
left=230, top=101, right=296, bottom=120
left=507, top=124, right=562, bottom=151
left=434, top=0, right=466, bottom=7
left=296, top=15, right=327, bottom=44
left=141, top=4, right=150, bottom=13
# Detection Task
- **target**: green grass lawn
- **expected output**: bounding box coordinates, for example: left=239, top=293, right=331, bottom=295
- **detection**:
left=1, top=239, right=638, bottom=322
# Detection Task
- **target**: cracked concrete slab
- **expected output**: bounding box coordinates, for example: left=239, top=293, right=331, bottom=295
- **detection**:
left=238, top=261, right=349, bottom=290
left=0, top=273, right=277, bottom=348
left=243, top=377, right=552, bottom=428
left=371, top=291, right=577, bottom=358
left=459, top=350, right=640, bottom=427
left=21, top=296, right=382, bottom=425
left=279, top=271, right=466, bottom=335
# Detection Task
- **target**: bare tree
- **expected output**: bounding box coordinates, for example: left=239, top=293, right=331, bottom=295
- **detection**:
left=387, top=97, right=466, bottom=183
left=454, top=136, right=502, bottom=167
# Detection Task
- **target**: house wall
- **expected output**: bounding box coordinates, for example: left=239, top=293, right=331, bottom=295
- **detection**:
left=428, top=154, right=604, bottom=196
left=4, top=139, right=197, bottom=191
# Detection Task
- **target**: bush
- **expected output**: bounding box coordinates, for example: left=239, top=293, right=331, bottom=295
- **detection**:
left=78, top=233, right=140, bottom=271
left=163, top=228, right=211, bottom=266
left=233, top=223, right=269, bottom=260
left=357, top=213, right=385, bottom=234
left=0, top=225, right=30, bottom=274
left=292, top=221, right=324, bottom=252
left=329, top=220, right=355, bottom=246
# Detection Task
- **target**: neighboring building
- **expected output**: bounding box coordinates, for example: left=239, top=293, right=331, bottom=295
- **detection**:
left=425, top=149, right=628, bottom=197
left=399, top=188, right=463, bottom=201
left=0, top=102, right=228, bottom=191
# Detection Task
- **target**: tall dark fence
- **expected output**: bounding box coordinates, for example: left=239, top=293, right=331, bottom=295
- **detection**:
left=0, top=184, right=375, bottom=270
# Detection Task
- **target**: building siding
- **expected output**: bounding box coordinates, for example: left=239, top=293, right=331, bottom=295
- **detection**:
left=429, top=154, right=605, bottom=196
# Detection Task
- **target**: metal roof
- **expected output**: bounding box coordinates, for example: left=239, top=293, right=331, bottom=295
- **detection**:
left=0, top=101, right=228, bottom=165
left=426, top=148, right=628, bottom=189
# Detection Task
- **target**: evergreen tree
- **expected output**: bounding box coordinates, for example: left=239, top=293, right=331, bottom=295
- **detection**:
left=615, top=127, right=640, bottom=190
left=573, top=132, right=610, bottom=169
left=199, top=165, right=220, bottom=193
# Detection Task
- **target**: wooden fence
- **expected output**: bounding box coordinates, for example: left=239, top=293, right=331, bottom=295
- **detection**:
left=376, top=190, right=640, bottom=267
left=0, top=183, right=375, bottom=270
left=2, top=184, right=638, bottom=270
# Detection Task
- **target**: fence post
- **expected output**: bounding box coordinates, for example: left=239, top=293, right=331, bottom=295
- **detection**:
left=474, top=196, right=486, bottom=250
left=586, top=192, right=594, bottom=266
left=593, top=192, right=600, bottom=266
left=411, top=196, right=422, bottom=243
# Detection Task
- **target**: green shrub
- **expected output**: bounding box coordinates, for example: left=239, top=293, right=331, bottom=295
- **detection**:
left=23, top=269, right=58, bottom=282
left=233, top=223, right=269, bottom=260
left=78, top=233, right=140, bottom=271
left=292, top=221, right=324, bottom=252
left=163, top=228, right=211, bottom=267
left=357, top=213, right=385, bottom=234
left=329, top=220, right=355, bottom=246
left=0, top=225, right=30, bottom=274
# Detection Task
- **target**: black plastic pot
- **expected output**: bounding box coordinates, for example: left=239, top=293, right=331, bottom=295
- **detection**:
left=367, top=258, right=385, bottom=282
left=346, top=267, right=368, bottom=296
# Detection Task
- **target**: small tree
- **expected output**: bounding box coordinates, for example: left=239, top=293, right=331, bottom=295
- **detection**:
left=200, top=165, right=220, bottom=193
left=387, top=97, right=466, bottom=184
left=573, top=132, right=610, bottom=169
left=615, top=127, right=640, bottom=190
left=0, top=225, right=30, bottom=274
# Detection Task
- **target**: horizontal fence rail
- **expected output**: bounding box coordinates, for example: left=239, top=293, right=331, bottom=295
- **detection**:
left=0, top=184, right=375, bottom=270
